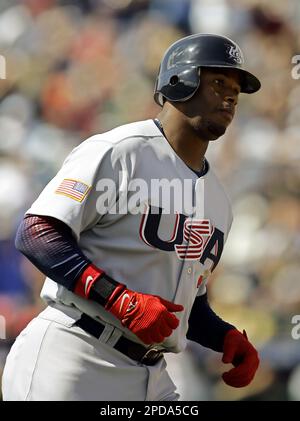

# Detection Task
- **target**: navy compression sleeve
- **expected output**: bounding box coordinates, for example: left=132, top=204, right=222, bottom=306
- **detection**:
left=15, top=214, right=90, bottom=290
left=187, top=293, right=235, bottom=352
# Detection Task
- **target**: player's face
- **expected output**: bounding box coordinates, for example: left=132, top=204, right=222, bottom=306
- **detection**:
left=181, top=67, right=241, bottom=141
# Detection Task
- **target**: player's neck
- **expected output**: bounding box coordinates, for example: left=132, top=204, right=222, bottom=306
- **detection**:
left=156, top=110, right=209, bottom=173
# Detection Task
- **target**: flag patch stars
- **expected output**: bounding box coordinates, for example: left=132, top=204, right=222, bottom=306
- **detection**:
left=55, top=179, right=91, bottom=202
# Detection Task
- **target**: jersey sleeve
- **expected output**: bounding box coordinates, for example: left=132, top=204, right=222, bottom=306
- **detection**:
left=27, top=137, right=123, bottom=239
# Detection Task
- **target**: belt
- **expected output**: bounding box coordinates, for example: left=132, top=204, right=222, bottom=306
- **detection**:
left=75, top=313, right=164, bottom=366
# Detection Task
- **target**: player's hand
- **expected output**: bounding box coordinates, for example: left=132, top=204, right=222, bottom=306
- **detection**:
left=105, top=287, right=184, bottom=344
left=221, top=329, right=259, bottom=388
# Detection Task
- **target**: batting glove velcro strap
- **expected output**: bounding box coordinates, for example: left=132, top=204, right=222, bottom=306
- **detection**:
left=222, top=329, right=260, bottom=388
left=74, top=264, right=123, bottom=306
left=105, top=289, right=184, bottom=345
left=74, top=263, right=105, bottom=298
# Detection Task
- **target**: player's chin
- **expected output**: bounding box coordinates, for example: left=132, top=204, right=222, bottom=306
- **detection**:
left=207, top=120, right=228, bottom=141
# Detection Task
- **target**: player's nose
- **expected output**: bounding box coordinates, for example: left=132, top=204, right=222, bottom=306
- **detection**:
left=224, top=94, right=237, bottom=106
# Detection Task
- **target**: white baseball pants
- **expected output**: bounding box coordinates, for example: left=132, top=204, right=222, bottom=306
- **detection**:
left=1, top=306, right=179, bottom=401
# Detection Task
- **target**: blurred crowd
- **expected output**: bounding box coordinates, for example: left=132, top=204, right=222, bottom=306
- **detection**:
left=0, top=0, right=300, bottom=401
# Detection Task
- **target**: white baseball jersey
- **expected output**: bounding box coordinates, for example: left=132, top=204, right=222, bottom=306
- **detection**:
left=28, top=119, right=233, bottom=353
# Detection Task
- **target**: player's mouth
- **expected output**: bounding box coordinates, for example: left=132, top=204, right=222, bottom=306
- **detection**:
left=218, top=105, right=235, bottom=121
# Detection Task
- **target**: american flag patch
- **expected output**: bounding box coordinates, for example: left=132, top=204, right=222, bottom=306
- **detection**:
left=55, top=179, right=91, bottom=202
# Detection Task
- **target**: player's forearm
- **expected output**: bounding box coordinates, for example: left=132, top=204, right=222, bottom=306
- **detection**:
left=15, top=214, right=91, bottom=290
left=187, top=293, right=235, bottom=352
left=15, top=214, right=129, bottom=309
left=15, top=214, right=123, bottom=301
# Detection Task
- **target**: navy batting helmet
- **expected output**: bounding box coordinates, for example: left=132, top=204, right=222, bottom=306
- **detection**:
left=154, top=33, right=261, bottom=107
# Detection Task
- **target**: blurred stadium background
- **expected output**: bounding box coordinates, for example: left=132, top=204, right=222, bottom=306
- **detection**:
left=0, top=0, right=300, bottom=401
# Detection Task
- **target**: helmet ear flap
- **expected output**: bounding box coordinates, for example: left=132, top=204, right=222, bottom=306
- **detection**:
left=155, top=66, right=201, bottom=106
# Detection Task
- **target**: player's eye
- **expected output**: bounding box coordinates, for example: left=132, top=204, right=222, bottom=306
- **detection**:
left=214, top=78, right=224, bottom=86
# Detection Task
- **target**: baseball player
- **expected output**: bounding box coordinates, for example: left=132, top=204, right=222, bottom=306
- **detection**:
left=2, top=34, right=260, bottom=401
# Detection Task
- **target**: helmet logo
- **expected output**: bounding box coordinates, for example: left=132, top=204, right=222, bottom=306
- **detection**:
left=227, top=44, right=243, bottom=64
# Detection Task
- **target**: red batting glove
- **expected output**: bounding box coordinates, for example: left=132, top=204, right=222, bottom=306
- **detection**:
left=105, top=286, right=184, bottom=345
left=222, top=329, right=259, bottom=388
